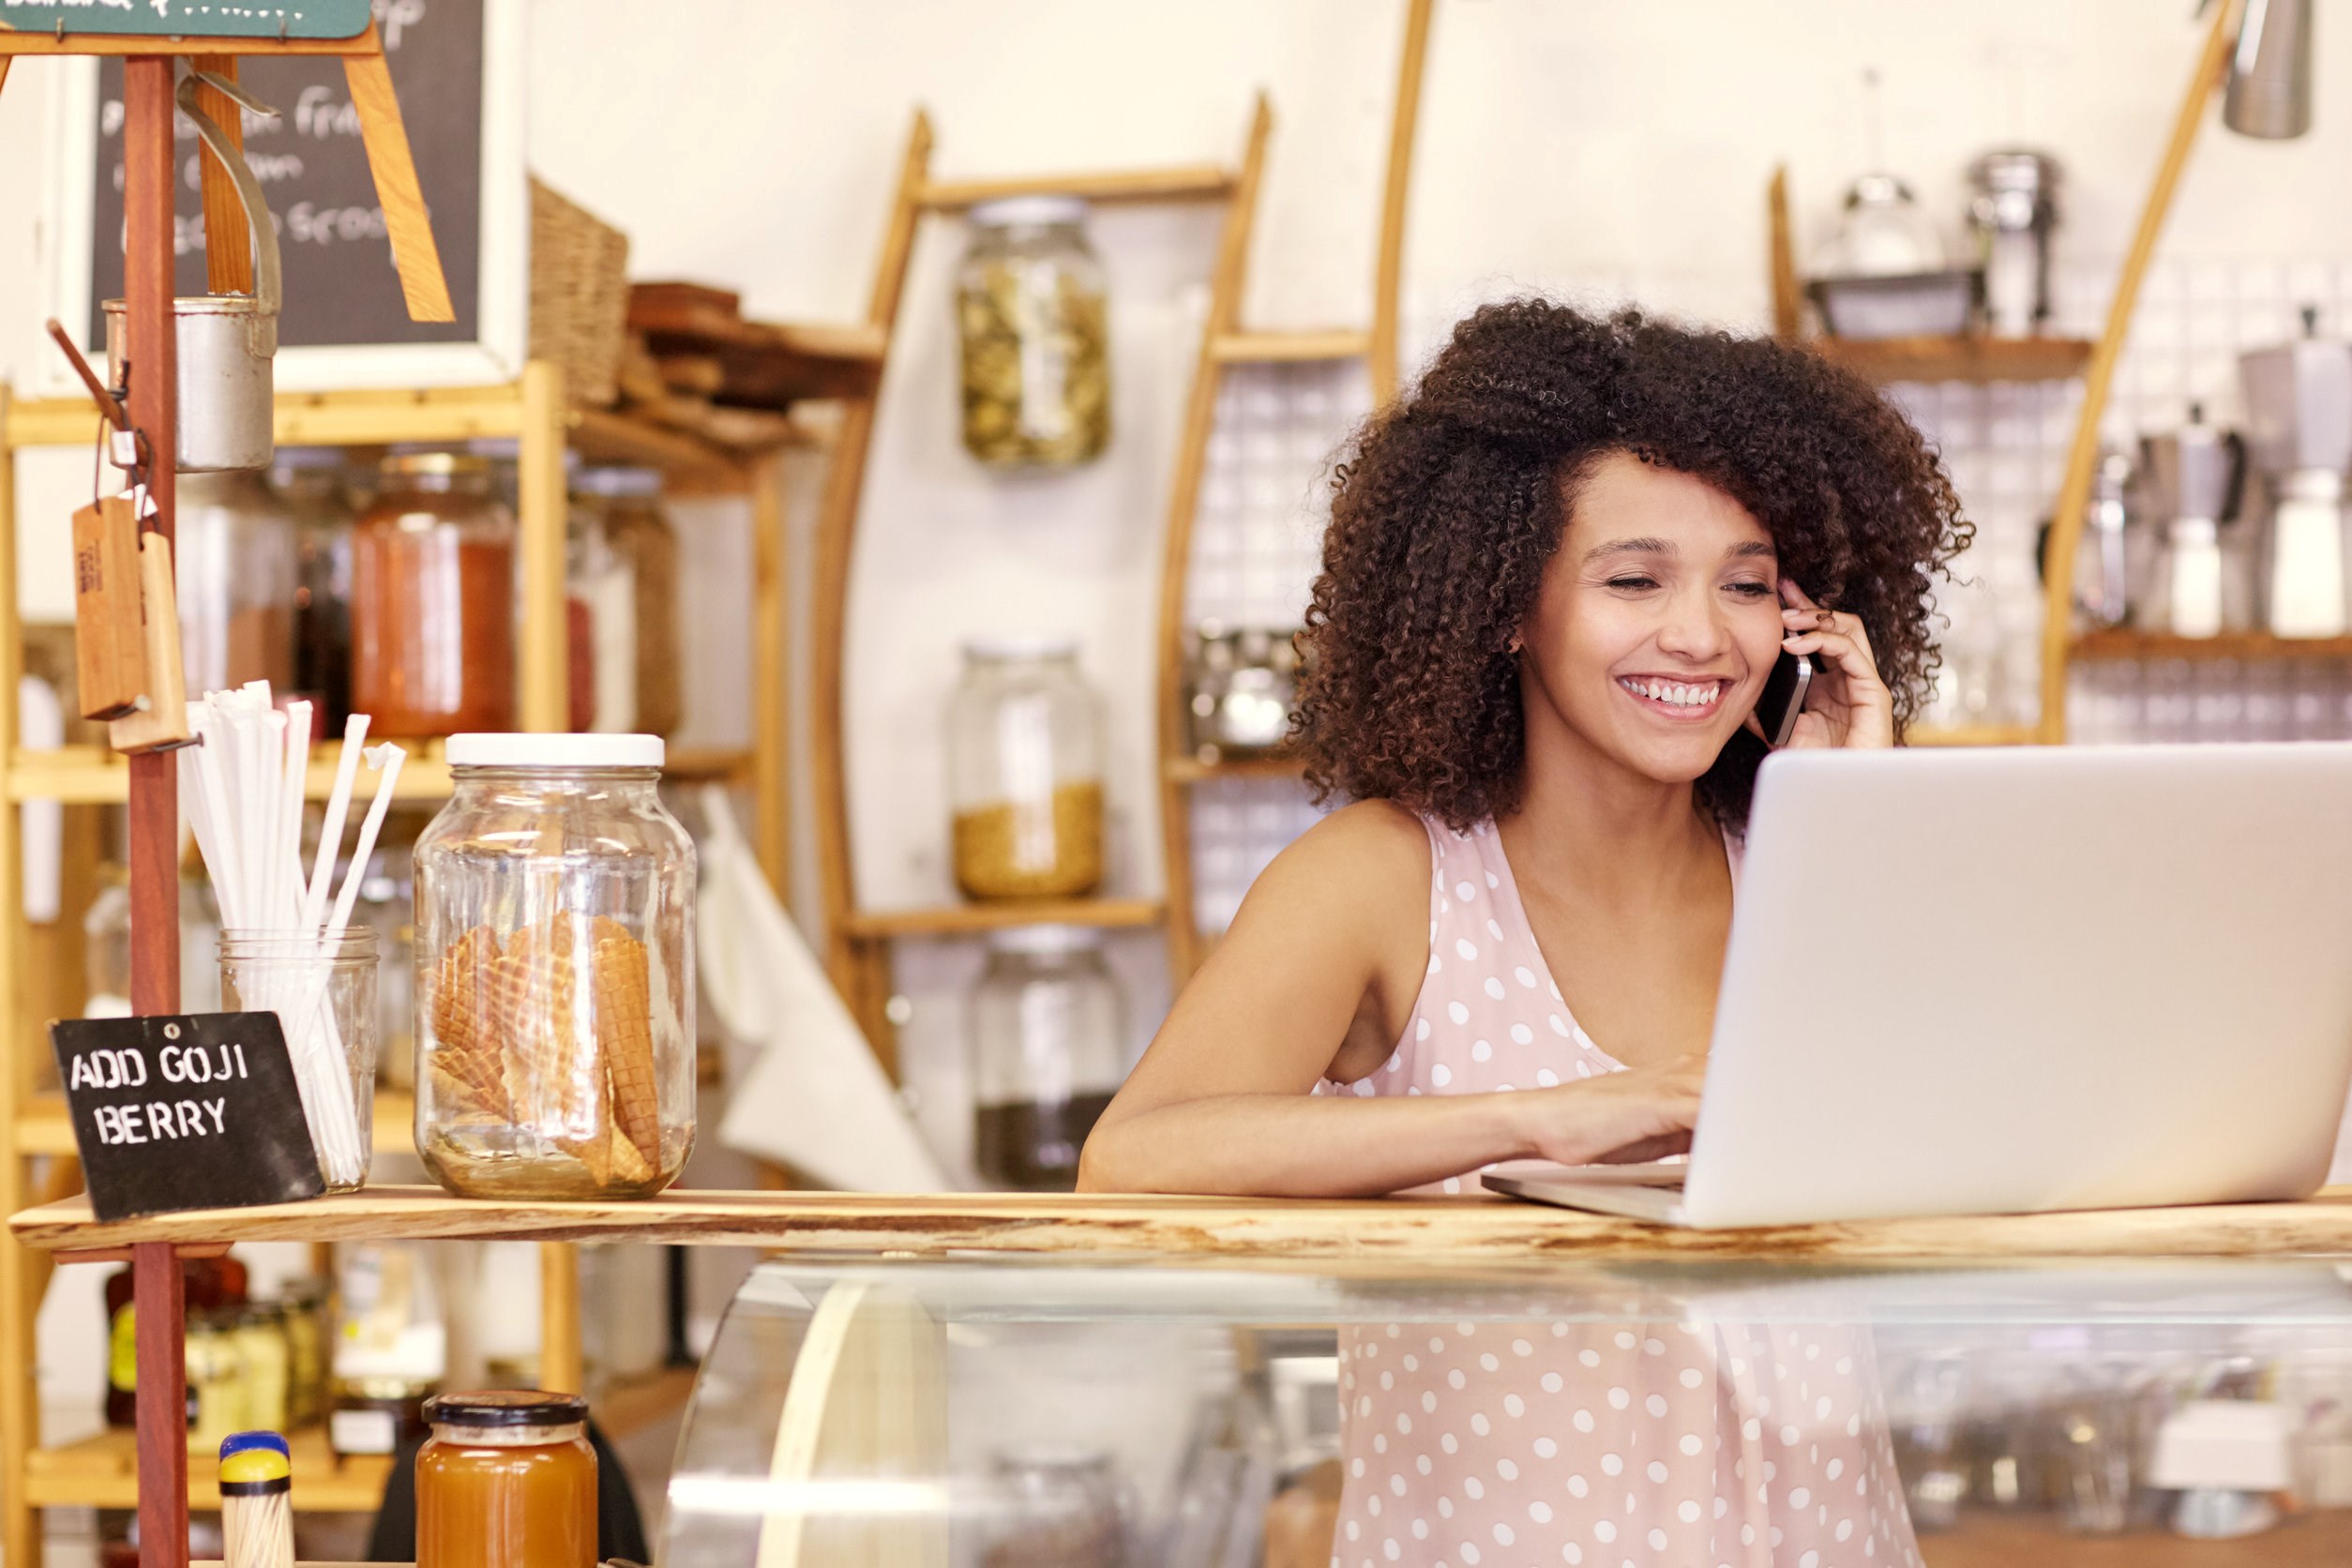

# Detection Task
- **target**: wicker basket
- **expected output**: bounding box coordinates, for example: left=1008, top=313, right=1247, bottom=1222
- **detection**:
left=529, top=177, right=631, bottom=409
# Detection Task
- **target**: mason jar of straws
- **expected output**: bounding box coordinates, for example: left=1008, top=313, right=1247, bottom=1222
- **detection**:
left=412, top=732, right=696, bottom=1200
left=219, top=928, right=381, bottom=1191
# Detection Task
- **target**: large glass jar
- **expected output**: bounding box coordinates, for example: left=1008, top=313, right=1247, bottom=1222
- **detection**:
left=175, top=471, right=297, bottom=700
left=579, top=467, right=683, bottom=738
left=957, top=197, right=1111, bottom=469
left=947, top=639, right=1106, bottom=901
left=415, top=1392, right=596, bottom=1568
left=969, top=925, right=1125, bottom=1191
left=413, top=732, right=696, bottom=1199
left=276, top=445, right=356, bottom=733
left=352, top=452, right=517, bottom=739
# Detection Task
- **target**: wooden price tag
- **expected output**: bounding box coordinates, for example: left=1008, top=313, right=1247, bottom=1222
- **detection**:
left=69, top=496, right=143, bottom=722
left=107, top=532, right=190, bottom=754
left=49, top=1014, right=326, bottom=1222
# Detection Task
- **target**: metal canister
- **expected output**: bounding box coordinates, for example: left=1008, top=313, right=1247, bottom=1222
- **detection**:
left=1967, top=151, right=2061, bottom=339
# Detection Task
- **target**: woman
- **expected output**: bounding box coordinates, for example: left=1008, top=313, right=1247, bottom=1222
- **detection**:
left=1080, top=300, right=1968, bottom=1565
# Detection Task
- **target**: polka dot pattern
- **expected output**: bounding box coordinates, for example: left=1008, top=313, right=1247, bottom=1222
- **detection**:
left=1320, top=817, right=1924, bottom=1568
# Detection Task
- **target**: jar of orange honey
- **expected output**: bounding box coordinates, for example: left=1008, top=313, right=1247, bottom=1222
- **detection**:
left=416, top=1391, right=596, bottom=1568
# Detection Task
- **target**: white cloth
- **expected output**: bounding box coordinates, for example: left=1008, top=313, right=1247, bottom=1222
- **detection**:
left=701, top=788, right=950, bottom=1191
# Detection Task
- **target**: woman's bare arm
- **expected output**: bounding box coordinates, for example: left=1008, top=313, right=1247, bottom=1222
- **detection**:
left=1078, top=803, right=1703, bottom=1197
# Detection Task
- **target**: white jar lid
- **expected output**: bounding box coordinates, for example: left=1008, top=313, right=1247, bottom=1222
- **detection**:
left=445, top=732, right=665, bottom=769
left=988, top=924, right=1107, bottom=956
left=963, top=634, right=1081, bottom=662
left=966, top=195, right=1090, bottom=229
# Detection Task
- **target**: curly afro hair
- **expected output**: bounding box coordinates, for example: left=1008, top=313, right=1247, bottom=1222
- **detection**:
left=1291, top=299, right=1971, bottom=833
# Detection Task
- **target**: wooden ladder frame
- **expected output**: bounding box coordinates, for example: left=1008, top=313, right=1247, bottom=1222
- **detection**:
left=1153, top=0, right=1435, bottom=982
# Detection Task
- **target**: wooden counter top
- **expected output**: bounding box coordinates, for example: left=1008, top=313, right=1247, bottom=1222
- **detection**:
left=13, top=1184, right=2352, bottom=1267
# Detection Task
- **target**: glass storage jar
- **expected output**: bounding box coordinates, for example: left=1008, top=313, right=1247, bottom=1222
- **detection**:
left=565, top=484, right=635, bottom=733
left=416, top=1391, right=596, bottom=1568
left=948, top=639, right=1107, bottom=901
left=351, top=451, right=518, bottom=739
left=957, top=197, right=1111, bottom=469
left=575, top=467, right=682, bottom=737
left=970, top=925, right=1125, bottom=1191
left=414, top=732, right=696, bottom=1199
left=276, top=445, right=356, bottom=732
left=175, top=471, right=298, bottom=700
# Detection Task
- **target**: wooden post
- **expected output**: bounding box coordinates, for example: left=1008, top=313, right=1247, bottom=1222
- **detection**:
left=2036, top=1, right=2239, bottom=743
left=751, top=453, right=792, bottom=897
left=1155, top=97, right=1274, bottom=985
left=0, top=380, right=36, bottom=1568
left=1369, top=0, right=1433, bottom=405
left=342, top=28, right=455, bottom=324
left=123, top=56, right=179, bottom=1018
left=1768, top=166, right=1802, bottom=339
left=132, top=1241, right=188, bottom=1568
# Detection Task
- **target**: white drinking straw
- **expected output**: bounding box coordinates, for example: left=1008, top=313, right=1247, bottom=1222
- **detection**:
left=327, top=745, right=405, bottom=941
left=302, top=714, right=369, bottom=936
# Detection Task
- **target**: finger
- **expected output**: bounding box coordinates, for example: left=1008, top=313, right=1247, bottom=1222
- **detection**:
left=1781, top=627, right=1885, bottom=686
left=1779, top=578, right=1819, bottom=612
left=1596, top=1130, right=1695, bottom=1165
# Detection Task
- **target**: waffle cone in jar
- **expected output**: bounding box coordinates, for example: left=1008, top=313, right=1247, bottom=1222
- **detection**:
left=490, top=913, right=611, bottom=1147
left=591, top=916, right=662, bottom=1169
left=427, top=925, right=509, bottom=1121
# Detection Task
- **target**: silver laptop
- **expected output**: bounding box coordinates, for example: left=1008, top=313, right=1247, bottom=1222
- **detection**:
left=1485, top=744, right=2352, bottom=1229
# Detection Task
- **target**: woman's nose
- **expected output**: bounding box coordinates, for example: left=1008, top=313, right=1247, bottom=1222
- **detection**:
left=1654, top=588, right=1730, bottom=660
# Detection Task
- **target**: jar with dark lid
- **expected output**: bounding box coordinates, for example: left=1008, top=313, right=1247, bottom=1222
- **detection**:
left=351, top=451, right=517, bottom=738
left=416, top=1391, right=596, bottom=1568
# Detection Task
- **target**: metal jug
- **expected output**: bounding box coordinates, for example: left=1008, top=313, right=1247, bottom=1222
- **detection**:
left=103, top=72, right=281, bottom=474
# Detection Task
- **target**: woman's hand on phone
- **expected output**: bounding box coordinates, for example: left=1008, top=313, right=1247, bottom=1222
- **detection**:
left=1501, top=1054, right=1706, bottom=1166
left=1773, top=579, right=1893, bottom=749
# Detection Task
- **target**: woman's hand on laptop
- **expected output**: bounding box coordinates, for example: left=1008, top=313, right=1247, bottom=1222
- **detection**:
left=1502, top=1054, right=1706, bottom=1167
left=1775, top=580, right=1892, bottom=749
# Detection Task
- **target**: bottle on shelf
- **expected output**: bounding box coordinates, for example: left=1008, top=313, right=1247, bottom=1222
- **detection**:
left=350, top=450, right=519, bottom=739
left=947, top=638, right=1107, bottom=901
left=970, top=925, right=1126, bottom=1191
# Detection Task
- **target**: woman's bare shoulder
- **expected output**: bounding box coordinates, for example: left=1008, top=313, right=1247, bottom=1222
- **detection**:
left=1241, top=798, right=1429, bottom=933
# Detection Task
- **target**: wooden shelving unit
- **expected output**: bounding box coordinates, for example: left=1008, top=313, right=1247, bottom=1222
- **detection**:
left=1920, top=1509, right=2352, bottom=1568
left=807, top=7, right=1439, bottom=1069
left=23, top=1425, right=391, bottom=1512
left=1905, top=724, right=2039, bottom=747
left=2071, top=629, right=2352, bottom=664
left=1810, top=333, right=2093, bottom=385
left=0, top=369, right=794, bottom=1546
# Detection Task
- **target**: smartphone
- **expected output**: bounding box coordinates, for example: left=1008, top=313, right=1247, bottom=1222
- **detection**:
left=1753, top=649, right=1814, bottom=748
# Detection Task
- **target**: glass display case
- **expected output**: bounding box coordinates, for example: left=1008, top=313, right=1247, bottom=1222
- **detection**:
left=667, top=1246, right=2352, bottom=1568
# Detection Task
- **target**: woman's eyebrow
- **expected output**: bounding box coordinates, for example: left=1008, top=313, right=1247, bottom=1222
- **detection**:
left=1583, top=535, right=1676, bottom=561
left=1726, top=540, right=1777, bottom=559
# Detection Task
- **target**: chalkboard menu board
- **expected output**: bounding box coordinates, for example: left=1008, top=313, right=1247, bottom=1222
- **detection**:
left=49, top=0, right=525, bottom=389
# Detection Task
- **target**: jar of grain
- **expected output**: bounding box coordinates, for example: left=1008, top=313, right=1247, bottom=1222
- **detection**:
left=175, top=471, right=297, bottom=700
left=946, top=639, right=1105, bottom=900
left=351, top=452, right=517, bottom=739
left=957, top=198, right=1111, bottom=469
left=573, top=467, right=682, bottom=737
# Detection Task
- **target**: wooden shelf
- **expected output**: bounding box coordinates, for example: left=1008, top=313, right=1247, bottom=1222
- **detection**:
left=596, top=1364, right=700, bottom=1440
left=1906, top=724, right=2034, bottom=747
left=662, top=746, right=756, bottom=784
left=17, top=1092, right=415, bottom=1160
left=23, top=1423, right=390, bottom=1511
left=916, top=164, right=1234, bottom=212
left=8, top=746, right=455, bottom=806
left=17, top=1184, right=2352, bottom=1266
left=1165, top=751, right=1308, bottom=783
left=1920, top=1508, right=2352, bottom=1567
left=1811, top=335, right=2094, bottom=384
left=2072, top=629, right=2352, bottom=663
left=840, top=897, right=1165, bottom=941
left=1209, top=329, right=1371, bottom=364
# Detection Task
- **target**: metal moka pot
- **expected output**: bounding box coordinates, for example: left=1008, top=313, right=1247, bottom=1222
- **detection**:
left=103, top=72, right=281, bottom=474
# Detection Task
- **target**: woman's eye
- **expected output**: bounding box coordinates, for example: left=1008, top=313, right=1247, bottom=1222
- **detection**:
left=1725, top=580, right=1774, bottom=599
left=1606, top=575, right=1660, bottom=592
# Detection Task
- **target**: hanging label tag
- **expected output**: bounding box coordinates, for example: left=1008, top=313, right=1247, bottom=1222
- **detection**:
left=70, top=496, right=144, bottom=721
left=107, top=533, right=191, bottom=754
left=50, top=1013, right=326, bottom=1222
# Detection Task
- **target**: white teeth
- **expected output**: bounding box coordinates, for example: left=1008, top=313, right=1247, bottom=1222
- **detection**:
left=1621, top=678, right=1719, bottom=709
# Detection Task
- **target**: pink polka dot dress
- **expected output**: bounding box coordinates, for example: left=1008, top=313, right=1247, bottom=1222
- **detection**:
left=1319, top=816, right=1923, bottom=1568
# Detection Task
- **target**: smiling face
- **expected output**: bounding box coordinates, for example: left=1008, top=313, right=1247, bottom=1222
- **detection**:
left=1518, top=450, right=1788, bottom=788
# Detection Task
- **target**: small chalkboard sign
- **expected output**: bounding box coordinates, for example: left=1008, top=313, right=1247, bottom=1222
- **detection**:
left=50, top=1013, right=325, bottom=1222
left=0, top=1, right=373, bottom=41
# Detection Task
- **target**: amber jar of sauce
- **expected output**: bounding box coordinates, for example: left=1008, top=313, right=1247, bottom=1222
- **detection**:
left=352, top=453, right=517, bottom=738
left=416, top=1391, right=596, bottom=1568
